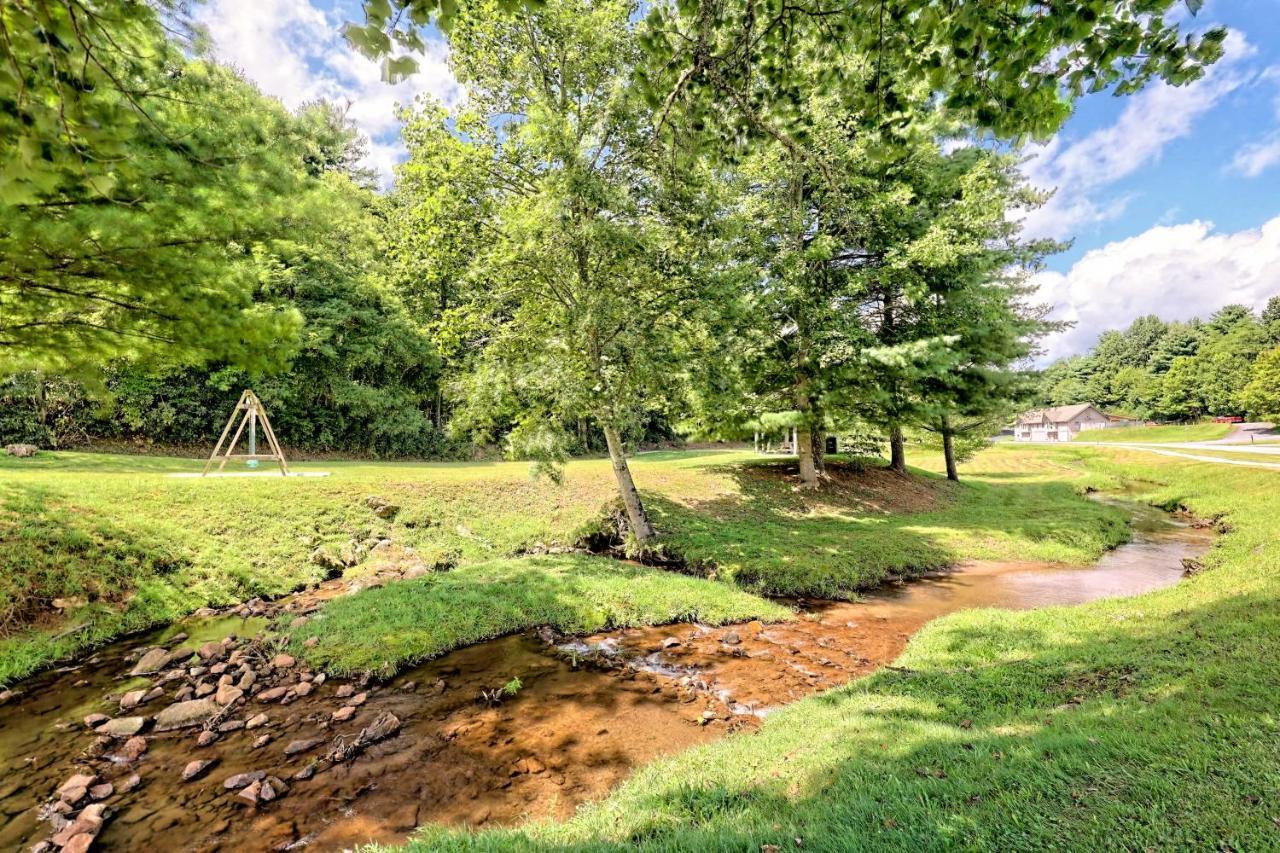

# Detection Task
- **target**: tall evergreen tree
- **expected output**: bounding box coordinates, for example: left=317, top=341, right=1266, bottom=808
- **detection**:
left=1, top=2, right=311, bottom=375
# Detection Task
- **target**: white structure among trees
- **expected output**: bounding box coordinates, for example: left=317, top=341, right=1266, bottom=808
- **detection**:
left=1015, top=404, right=1114, bottom=442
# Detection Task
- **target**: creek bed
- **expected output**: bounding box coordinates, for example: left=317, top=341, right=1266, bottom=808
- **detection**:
left=0, top=499, right=1212, bottom=852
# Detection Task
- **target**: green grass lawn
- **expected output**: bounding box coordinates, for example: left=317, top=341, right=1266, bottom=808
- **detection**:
left=283, top=554, right=790, bottom=676
left=1073, top=422, right=1232, bottom=443
left=0, top=453, right=620, bottom=684
left=1152, top=448, right=1280, bottom=465
left=6, top=443, right=1277, bottom=847
left=0, top=446, right=1124, bottom=684
left=377, top=445, right=1280, bottom=852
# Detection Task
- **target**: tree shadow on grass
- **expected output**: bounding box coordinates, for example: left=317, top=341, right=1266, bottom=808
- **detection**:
left=406, top=586, right=1280, bottom=851
left=963, top=471, right=1064, bottom=481
left=632, top=449, right=748, bottom=463
left=0, top=450, right=203, bottom=474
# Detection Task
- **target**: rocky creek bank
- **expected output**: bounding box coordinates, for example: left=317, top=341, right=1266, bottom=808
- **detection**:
left=0, top=500, right=1213, bottom=852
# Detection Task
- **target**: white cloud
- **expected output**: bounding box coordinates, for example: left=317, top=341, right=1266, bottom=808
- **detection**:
left=1019, top=31, right=1257, bottom=240
left=1033, top=216, right=1280, bottom=360
left=1228, top=65, right=1280, bottom=178
left=196, top=0, right=461, bottom=186
left=1260, top=65, right=1280, bottom=118
left=1230, top=132, right=1280, bottom=177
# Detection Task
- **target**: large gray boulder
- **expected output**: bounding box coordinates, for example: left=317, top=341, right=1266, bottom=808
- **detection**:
left=130, top=646, right=177, bottom=676
left=97, top=716, right=148, bottom=737
left=3, top=443, right=38, bottom=458
left=153, top=698, right=219, bottom=731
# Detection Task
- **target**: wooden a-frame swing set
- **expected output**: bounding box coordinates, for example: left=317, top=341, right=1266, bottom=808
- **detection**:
left=202, top=389, right=290, bottom=476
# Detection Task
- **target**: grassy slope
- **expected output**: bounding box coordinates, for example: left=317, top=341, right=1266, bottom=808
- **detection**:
left=284, top=554, right=790, bottom=676
left=1073, top=422, right=1232, bottom=443
left=0, top=447, right=1124, bottom=684
left=386, top=445, right=1280, bottom=852
left=645, top=453, right=1126, bottom=597
left=0, top=454, right=617, bottom=684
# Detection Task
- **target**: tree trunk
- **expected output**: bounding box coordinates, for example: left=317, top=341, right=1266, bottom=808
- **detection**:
left=889, top=424, right=907, bottom=474
left=794, top=381, right=818, bottom=488
left=811, top=429, right=826, bottom=473
left=34, top=374, right=53, bottom=448
left=796, top=427, right=817, bottom=488
left=602, top=423, right=656, bottom=544
left=943, top=430, right=958, bottom=481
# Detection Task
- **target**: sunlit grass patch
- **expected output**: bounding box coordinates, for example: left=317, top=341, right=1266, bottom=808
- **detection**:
left=1073, top=423, right=1232, bottom=443
left=284, top=554, right=791, bottom=676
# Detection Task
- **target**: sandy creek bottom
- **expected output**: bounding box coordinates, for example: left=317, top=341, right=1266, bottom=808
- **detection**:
left=0, top=499, right=1212, bottom=852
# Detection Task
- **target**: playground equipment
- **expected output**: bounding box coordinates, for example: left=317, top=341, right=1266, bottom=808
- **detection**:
left=202, top=389, right=289, bottom=476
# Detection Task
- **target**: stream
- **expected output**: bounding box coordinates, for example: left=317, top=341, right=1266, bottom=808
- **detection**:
left=0, top=498, right=1212, bottom=852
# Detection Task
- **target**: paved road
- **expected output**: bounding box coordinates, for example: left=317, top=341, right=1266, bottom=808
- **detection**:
left=1070, top=423, right=1280, bottom=470
left=1210, top=422, right=1278, bottom=444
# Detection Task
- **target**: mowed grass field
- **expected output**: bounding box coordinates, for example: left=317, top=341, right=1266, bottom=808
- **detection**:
left=0, top=446, right=1125, bottom=683
left=383, top=446, right=1280, bottom=852
left=1072, top=422, right=1232, bottom=443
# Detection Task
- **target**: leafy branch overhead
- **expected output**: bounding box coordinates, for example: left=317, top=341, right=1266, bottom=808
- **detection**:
left=348, top=0, right=1225, bottom=137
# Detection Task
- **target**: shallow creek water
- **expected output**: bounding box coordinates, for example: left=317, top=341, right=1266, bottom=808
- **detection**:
left=0, top=499, right=1212, bottom=852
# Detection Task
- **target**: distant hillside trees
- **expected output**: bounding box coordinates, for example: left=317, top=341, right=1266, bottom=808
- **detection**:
left=1040, top=299, right=1280, bottom=421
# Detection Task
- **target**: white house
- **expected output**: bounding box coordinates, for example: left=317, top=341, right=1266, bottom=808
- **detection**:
left=1015, top=404, right=1114, bottom=442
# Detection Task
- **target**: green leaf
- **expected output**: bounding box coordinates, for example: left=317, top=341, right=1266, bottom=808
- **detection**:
left=364, top=0, right=393, bottom=27
left=383, top=55, right=419, bottom=84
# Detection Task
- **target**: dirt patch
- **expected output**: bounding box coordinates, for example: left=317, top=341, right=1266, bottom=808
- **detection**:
left=735, top=460, right=958, bottom=515
left=1052, top=665, right=1143, bottom=706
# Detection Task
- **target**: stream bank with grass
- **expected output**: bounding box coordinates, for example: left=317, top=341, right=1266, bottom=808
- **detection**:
left=387, top=446, right=1279, bottom=852
left=0, top=449, right=1126, bottom=685
left=0, top=448, right=1218, bottom=851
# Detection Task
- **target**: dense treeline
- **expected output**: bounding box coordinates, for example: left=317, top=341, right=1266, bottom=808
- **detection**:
left=2, top=0, right=1224, bottom=543
left=1039, top=300, right=1280, bottom=421
left=0, top=3, right=448, bottom=455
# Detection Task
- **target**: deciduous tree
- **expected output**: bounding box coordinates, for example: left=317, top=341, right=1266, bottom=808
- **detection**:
left=406, top=0, right=721, bottom=543
left=1242, top=347, right=1280, bottom=421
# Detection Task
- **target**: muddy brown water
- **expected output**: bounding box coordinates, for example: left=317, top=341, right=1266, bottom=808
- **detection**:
left=0, top=500, right=1212, bottom=852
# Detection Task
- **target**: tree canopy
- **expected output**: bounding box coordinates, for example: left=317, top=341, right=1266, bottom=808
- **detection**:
left=0, top=2, right=320, bottom=374
left=0, top=0, right=1247, bottom=510
left=348, top=0, right=1224, bottom=143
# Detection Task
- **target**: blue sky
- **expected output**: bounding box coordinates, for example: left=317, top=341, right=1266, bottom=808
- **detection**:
left=198, top=0, right=1280, bottom=361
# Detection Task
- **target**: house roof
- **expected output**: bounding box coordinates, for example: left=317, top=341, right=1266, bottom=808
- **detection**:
left=1017, top=403, right=1100, bottom=426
